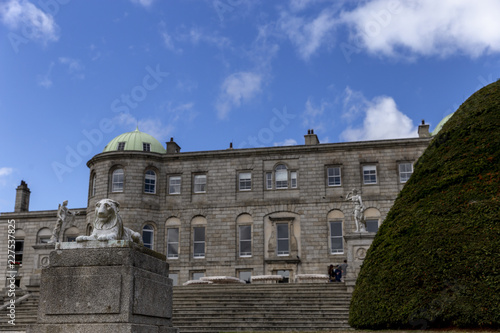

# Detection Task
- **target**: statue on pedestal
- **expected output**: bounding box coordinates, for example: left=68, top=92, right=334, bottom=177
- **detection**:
left=345, top=189, right=366, bottom=232
left=49, top=200, right=79, bottom=243
left=76, top=198, right=143, bottom=244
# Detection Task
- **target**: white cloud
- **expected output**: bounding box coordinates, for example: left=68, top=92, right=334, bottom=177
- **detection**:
left=274, top=138, right=298, bottom=146
left=302, top=97, right=329, bottom=132
left=216, top=72, right=262, bottom=119
left=0, top=0, right=59, bottom=44
left=340, top=90, right=418, bottom=141
left=279, top=8, right=337, bottom=60
left=341, top=0, right=500, bottom=58
left=59, top=57, right=85, bottom=80
left=0, top=167, right=14, bottom=186
left=182, top=27, right=231, bottom=49
left=130, top=0, right=155, bottom=8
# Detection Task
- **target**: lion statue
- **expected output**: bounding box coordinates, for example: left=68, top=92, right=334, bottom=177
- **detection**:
left=76, top=199, right=143, bottom=244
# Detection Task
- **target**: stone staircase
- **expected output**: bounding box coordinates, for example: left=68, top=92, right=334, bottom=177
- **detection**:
left=0, top=283, right=351, bottom=332
left=172, top=283, right=352, bottom=333
left=0, top=291, right=39, bottom=332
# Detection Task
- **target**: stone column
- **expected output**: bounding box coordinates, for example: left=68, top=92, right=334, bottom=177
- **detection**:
left=27, top=240, right=178, bottom=333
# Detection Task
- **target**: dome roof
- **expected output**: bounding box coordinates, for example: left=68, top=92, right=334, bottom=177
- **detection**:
left=431, top=112, right=454, bottom=136
left=103, top=128, right=166, bottom=154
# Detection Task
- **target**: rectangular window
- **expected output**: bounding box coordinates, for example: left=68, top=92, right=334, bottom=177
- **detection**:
left=290, top=171, right=297, bottom=188
left=327, top=167, right=341, bottom=186
left=238, top=270, right=252, bottom=284
left=112, top=169, right=124, bottom=192
left=266, top=172, right=273, bottom=190
left=143, top=143, right=151, bottom=152
left=329, top=221, right=343, bottom=254
left=169, top=273, right=179, bottom=286
left=117, top=142, right=125, bottom=150
left=193, top=227, right=205, bottom=258
left=239, top=172, right=252, bottom=191
left=277, top=223, right=289, bottom=256
left=363, top=165, right=377, bottom=184
left=144, top=171, right=156, bottom=194
left=194, top=175, right=206, bottom=193
left=169, top=176, right=181, bottom=195
left=167, top=228, right=179, bottom=259
left=366, top=219, right=379, bottom=233
left=399, top=163, right=413, bottom=183
left=15, top=240, right=24, bottom=264
left=192, top=271, right=205, bottom=280
left=239, top=225, right=252, bottom=257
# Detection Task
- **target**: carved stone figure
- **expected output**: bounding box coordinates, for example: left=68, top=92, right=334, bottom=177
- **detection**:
left=345, top=189, right=366, bottom=232
left=76, top=199, right=143, bottom=244
left=49, top=200, right=78, bottom=243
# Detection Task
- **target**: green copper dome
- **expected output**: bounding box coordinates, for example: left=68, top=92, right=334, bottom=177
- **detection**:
left=431, top=112, right=454, bottom=136
left=103, top=128, right=166, bottom=154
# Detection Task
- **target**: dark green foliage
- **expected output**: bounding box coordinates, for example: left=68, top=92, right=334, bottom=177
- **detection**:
left=349, top=81, right=500, bottom=329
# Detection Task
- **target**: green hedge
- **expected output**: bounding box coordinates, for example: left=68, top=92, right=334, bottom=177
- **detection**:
left=348, top=80, right=500, bottom=329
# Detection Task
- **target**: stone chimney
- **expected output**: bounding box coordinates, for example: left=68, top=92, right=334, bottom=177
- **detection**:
left=166, top=137, right=181, bottom=154
left=304, top=129, right=320, bottom=145
left=14, top=180, right=30, bottom=212
left=418, top=120, right=430, bottom=138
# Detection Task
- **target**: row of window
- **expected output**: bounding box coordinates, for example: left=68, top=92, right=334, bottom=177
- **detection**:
left=94, top=162, right=413, bottom=196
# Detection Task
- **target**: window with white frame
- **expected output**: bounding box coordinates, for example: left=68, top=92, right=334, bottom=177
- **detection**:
left=111, top=168, right=124, bottom=192
left=329, top=221, right=343, bottom=254
left=399, top=162, right=413, bottom=183
left=266, top=172, right=272, bottom=190
left=239, top=172, right=252, bottom=191
left=167, top=228, right=179, bottom=259
left=276, top=223, right=289, bottom=256
left=239, top=225, right=252, bottom=257
left=144, top=170, right=156, bottom=194
left=169, top=176, right=181, bottom=194
left=275, top=164, right=288, bottom=189
left=290, top=171, right=297, bottom=188
left=363, top=165, right=377, bottom=184
left=143, top=142, right=151, bottom=152
left=193, top=175, right=206, bottom=193
left=327, top=167, right=341, bottom=186
left=142, top=225, right=154, bottom=249
left=193, top=227, right=205, bottom=258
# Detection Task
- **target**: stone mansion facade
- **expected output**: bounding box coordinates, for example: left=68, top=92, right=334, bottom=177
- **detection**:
left=1, top=124, right=431, bottom=289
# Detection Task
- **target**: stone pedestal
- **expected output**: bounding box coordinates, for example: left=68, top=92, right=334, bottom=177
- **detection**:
left=27, top=241, right=178, bottom=333
left=344, top=232, right=376, bottom=293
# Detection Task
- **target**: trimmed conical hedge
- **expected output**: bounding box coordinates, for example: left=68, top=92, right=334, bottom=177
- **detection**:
left=349, top=81, right=500, bottom=329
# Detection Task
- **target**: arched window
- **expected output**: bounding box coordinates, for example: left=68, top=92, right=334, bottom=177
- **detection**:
left=90, top=173, right=97, bottom=196
left=275, top=164, right=288, bottom=189
left=144, top=170, right=156, bottom=194
left=64, top=227, right=80, bottom=242
left=364, top=208, right=381, bottom=233
left=328, top=210, right=344, bottom=254
left=142, top=224, right=154, bottom=249
left=111, top=168, right=124, bottom=192
left=37, top=228, right=52, bottom=244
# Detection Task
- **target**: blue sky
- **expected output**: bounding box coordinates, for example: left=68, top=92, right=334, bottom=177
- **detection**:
left=1, top=0, right=500, bottom=212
